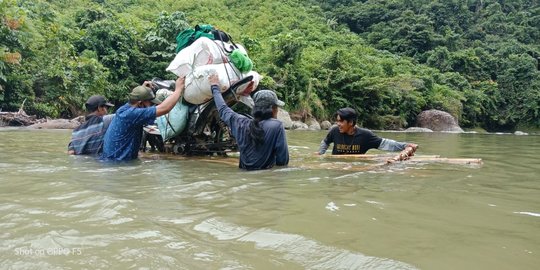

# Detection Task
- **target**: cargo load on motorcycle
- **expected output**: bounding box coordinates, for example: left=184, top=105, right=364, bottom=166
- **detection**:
left=143, top=24, right=260, bottom=155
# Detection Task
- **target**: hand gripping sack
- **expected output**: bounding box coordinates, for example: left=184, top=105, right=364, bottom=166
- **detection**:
left=183, top=64, right=261, bottom=105
left=183, top=63, right=241, bottom=104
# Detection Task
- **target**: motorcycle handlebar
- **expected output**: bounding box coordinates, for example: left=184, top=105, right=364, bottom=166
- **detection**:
left=151, top=77, right=175, bottom=90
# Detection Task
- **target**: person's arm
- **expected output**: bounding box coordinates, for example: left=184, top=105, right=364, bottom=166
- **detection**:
left=209, top=73, right=242, bottom=128
left=378, top=138, right=409, bottom=151
left=316, top=128, right=334, bottom=155
left=377, top=134, right=418, bottom=155
left=275, top=127, right=289, bottom=166
left=156, top=76, right=184, bottom=117
left=102, top=114, right=114, bottom=130
left=317, top=140, right=329, bottom=155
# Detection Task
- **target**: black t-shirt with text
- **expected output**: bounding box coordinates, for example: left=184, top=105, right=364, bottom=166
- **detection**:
left=324, top=126, right=382, bottom=154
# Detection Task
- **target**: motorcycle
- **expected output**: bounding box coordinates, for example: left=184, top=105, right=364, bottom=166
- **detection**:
left=140, top=76, right=254, bottom=156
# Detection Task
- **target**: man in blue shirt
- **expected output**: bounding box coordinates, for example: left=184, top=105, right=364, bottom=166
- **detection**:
left=210, top=73, right=289, bottom=170
left=101, top=77, right=185, bottom=161
left=68, top=95, right=114, bottom=155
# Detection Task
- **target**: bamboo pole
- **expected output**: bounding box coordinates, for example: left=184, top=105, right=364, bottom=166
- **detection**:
left=139, top=152, right=483, bottom=169
left=406, top=157, right=483, bottom=165
left=323, top=154, right=441, bottom=159
left=322, top=154, right=482, bottom=165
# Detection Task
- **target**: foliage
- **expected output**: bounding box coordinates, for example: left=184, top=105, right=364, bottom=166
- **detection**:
left=316, top=0, right=540, bottom=130
left=1, top=0, right=538, bottom=131
left=1, top=0, right=25, bottom=97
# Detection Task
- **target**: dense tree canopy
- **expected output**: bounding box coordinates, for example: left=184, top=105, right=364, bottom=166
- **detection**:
left=1, top=0, right=538, bottom=131
left=316, top=0, right=540, bottom=130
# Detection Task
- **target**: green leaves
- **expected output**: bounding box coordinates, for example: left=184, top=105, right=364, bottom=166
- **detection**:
left=1, top=0, right=538, bottom=131
left=317, top=0, right=540, bottom=130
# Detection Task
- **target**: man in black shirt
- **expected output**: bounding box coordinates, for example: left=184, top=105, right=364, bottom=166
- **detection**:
left=317, top=107, right=417, bottom=155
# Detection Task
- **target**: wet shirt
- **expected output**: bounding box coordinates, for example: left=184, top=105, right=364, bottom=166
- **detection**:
left=68, top=114, right=113, bottom=155
left=323, top=126, right=383, bottom=155
left=212, top=86, right=289, bottom=170
left=101, top=103, right=156, bottom=161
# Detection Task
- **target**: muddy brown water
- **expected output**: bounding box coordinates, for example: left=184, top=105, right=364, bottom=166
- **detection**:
left=0, top=128, right=538, bottom=269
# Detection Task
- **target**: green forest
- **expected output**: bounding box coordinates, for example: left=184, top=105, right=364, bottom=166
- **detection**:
left=1, top=0, right=539, bottom=131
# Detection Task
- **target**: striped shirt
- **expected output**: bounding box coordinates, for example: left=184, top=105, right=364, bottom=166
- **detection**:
left=68, top=114, right=114, bottom=155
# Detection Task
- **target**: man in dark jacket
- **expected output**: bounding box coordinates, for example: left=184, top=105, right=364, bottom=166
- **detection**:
left=210, top=73, right=289, bottom=170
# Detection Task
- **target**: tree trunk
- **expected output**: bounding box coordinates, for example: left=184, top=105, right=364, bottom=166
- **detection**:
left=0, top=110, right=37, bottom=126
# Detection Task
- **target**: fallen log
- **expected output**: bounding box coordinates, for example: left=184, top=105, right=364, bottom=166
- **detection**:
left=0, top=110, right=37, bottom=126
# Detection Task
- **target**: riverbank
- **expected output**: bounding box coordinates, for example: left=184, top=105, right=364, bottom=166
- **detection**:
left=1, top=109, right=537, bottom=135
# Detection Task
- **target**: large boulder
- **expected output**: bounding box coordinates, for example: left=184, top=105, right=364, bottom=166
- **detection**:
left=277, top=108, right=293, bottom=129
left=320, top=120, right=332, bottom=130
left=416, top=110, right=463, bottom=132
left=291, top=121, right=308, bottom=130
left=306, top=118, right=321, bottom=130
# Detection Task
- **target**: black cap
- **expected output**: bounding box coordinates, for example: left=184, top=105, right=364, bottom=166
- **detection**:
left=85, top=95, right=114, bottom=112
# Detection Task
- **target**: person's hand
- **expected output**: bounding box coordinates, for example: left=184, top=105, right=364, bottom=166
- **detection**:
left=407, top=143, right=418, bottom=150
left=313, top=152, right=322, bottom=155
left=388, top=143, right=418, bottom=163
left=406, top=143, right=418, bottom=156
left=175, top=76, right=185, bottom=93
left=208, top=73, right=219, bottom=86
left=142, top=81, right=153, bottom=89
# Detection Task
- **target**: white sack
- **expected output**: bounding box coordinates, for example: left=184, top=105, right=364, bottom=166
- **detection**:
left=166, top=37, right=228, bottom=77
left=166, top=37, right=250, bottom=77
left=183, top=64, right=241, bottom=104
left=183, top=64, right=261, bottom=105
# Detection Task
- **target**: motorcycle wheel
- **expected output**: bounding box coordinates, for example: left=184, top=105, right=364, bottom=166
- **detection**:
left=202, top=110, right=235, bottom=155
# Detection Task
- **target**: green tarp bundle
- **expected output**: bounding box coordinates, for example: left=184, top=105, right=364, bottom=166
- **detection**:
left=229, top=49, right=253, bottom=73
left=175, top=24, right=215, bottom=53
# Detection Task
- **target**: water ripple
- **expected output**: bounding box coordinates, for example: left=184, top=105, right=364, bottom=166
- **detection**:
left=195, top=218, right=417, bottom=270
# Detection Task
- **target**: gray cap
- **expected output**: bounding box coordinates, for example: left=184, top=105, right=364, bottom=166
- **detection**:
left=253, top=90, right=285, bottom=108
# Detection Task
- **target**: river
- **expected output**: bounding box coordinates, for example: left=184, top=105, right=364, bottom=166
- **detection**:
left=0, top=128, right=538, bottom=269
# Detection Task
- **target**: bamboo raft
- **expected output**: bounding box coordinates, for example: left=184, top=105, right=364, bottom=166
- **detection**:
left=322, top=154, right=483, bottom=165
left=140, top=152, right=483, bottom=171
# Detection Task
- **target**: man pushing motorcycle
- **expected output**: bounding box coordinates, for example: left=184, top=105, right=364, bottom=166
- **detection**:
left=101, top=76, right=185, bottom=161
left=209, top=73, right=289, bottom=170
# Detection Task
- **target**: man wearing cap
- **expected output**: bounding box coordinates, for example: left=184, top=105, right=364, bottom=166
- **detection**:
left=209, top=73, right=289, bottom=170
left=101, top=77, right=185, bottom=161
left=317, top=107, right=418, bottom=156
left=68, top=95, right=115, bottom=155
